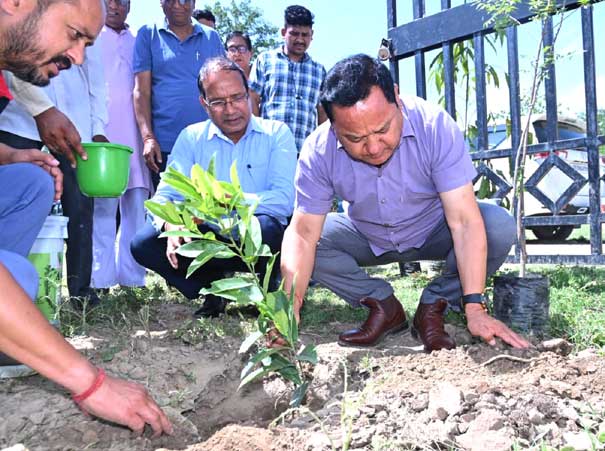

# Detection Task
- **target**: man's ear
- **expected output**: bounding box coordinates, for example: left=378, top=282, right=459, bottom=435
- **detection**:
left=281, top=27, right=286, bottom=38
left=199, top=95, right=209, bottom=113
left=1, top=0, right=25, bottom=17
left=394, top=83, right=403, bottom=108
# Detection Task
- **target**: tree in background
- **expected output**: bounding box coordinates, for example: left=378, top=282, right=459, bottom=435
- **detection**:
left=205, top=0, right=280, bottom=56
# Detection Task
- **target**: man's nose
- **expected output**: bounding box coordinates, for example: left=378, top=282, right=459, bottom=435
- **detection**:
left=365, top=135, right=382, bottom=156
left=64, top=42, right=87, bottom=66
left=223, top=100, right=237, bottom=113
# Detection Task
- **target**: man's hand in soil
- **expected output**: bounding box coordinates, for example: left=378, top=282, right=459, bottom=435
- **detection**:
left=34, top=107, right=86, bottom=168
left=0, top=144, right=63, bottom=200
left=80, top=374, right=173, bottom=437
left=465, top=304, right=530, bottom=348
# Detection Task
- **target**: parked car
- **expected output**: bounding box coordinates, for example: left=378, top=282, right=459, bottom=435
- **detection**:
left=472, top=116, right=605, bottom=241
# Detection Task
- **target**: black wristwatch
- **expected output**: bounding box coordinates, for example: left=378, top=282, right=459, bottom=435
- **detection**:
left=462, top=293, right=488, bottom=312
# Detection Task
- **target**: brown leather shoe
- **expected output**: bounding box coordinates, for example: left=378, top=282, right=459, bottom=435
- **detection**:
left=411, top=299, right=456, bottom=353
left=338, top=294, right=409, bottom=347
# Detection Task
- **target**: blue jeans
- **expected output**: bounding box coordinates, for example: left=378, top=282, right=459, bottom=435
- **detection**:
left=0, top=163, right=54, bottom=298
left=0, top=131, right=93, bottom=297
left=311, top=201, right=516, bottom=310
left=131, top=214, right=285, bottom=299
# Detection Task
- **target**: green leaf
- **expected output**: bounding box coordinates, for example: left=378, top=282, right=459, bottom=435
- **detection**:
left=262, top=254, right=279, bottom=293
left=206, top=155, right=216, bottom=177
left=230, top=160, right=241, bottom=190
left=287, top=280, right=299, bottom=344
left=597, top=431, right=605, bottom=444
left=160, top=230, right=214, bottom=240
left=243, top=214, right=262, bottom=256
left=160, top=169, right=202, bottom=200
left=238, top=366, right=271, bottom=389
left=239, top=330, right=263, bottom=354
left=177, top=240, right=231, bottom=259
left=265, top=291, right=291, bottom=343
left=211, top=178, right=227, bottom=204
left=200, top=278, right=263, bottom=303
left=239, top=356, right=296, bottom=389
left=191, top=164, right=213, bottom=198
left=183, top=243, right=237, bottom=278
left=296, top=344, right=317, bottom=364
left=240, top=347, right=288, bottom=380
left=290, top=382, right=309, bottom=407
left=275, top=363, right=302, bottom=386
left=145, top=200, right=182, bottom=225
left=256, top=243, right=273, bottom=257
left=204, top=276, right=254, bottom=293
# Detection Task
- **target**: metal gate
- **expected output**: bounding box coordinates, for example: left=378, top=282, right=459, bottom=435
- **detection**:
left=386, top=0, right=605, bottom=264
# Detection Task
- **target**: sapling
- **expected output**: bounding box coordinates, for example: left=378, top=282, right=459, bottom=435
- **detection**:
left=146, top=160, right=317, bottom=406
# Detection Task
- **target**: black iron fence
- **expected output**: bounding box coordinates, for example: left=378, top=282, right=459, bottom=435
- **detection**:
left=387, top=0, right=605, bottom=264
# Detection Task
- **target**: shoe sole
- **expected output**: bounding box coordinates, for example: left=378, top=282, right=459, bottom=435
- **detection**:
left=338, top=320, right=410, bottom=348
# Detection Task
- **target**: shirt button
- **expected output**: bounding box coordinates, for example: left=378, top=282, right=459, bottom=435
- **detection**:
left=380, top=199, right=386, bottom=204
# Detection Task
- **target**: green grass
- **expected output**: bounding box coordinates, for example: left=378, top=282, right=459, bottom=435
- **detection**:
left=538, top=265, right=605, bottom=348
left=58, top=278, right=180, bottom=337
left=58, top=264, right=605, bottom=351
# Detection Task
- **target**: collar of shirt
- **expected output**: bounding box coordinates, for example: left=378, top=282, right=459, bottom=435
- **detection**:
left=333, top=101, right=416, bottom=154
left=278, top=45, right=310, bottom=63
left=206, top=115, right=264, bottom=143
left=103, top=23, right=131, bottom=36
left=159, top=17, right=206, bottom=39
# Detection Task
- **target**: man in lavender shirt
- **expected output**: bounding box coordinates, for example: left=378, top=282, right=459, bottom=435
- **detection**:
left=280, top=55, right=530, bottom=353
left=92, top=0, right=152, bottom=289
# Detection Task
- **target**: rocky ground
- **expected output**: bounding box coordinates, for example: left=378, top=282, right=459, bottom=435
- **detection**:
left=1, top=303, right=604, bottom=451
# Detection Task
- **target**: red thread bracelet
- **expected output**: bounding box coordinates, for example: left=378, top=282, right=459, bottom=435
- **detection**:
left=72, top=368, right=106, bottom=404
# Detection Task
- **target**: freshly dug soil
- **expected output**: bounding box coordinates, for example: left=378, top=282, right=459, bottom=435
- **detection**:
left=1, top=304, right=603, bottom=451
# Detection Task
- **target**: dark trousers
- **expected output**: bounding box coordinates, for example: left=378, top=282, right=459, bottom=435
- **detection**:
left=131, top=214, right=285, bottom=300
left=0, top=130, right=94, bottom=297
left=150, top=152, right=170, bottom=191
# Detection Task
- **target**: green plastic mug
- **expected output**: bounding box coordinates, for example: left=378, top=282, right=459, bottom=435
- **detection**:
left=76, top=142, right=133, bottom=197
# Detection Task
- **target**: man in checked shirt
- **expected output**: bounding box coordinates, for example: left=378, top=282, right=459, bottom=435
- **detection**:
left=249, top=5, right=327, bottom=153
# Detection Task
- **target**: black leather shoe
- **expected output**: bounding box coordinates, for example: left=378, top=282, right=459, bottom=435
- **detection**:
left=193, top=295, right=227, bottom=318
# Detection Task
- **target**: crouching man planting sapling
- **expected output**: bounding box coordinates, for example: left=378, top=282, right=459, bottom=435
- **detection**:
left=280, top=54, right=530, bottom=353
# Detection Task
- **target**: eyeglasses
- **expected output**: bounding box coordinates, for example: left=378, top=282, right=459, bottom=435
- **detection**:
left=161, top=0, right=193, bottom=6
left=105, top=0, right=129, bottom=6
left=203, top=92, right=249, bottom=110
left=227, top=45, right=250, bottom=55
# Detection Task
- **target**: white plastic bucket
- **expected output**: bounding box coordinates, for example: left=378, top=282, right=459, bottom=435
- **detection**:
left=27, top=215, right=69, bottom=326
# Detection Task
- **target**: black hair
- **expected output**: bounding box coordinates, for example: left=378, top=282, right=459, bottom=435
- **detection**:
left=197, top=57, right=249, bottom=98
left=284, top=5, right=314, bottom=27
left=193, top=9, right=215, bottom=23
left=320, top=54, right=397, bottom=122
left=224, top=31, right=252, bottom=52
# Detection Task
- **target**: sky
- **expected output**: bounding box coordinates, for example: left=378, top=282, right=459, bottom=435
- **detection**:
left=127, top=1, right=605, bottom=124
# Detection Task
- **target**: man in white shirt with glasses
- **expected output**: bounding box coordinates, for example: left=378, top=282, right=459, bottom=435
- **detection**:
left=131, top=57, right=297, bottom=318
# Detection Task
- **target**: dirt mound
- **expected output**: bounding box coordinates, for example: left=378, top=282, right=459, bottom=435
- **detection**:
left=1, top=307, right=604, bottom=451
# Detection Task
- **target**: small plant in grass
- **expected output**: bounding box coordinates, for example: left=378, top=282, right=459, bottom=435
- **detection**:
left=145, top=160, right=317, bottom=407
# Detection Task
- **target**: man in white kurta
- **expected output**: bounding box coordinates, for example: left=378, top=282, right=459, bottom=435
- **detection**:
left=0, top=46, right=107, bottom=302
left=93, top=0, right=152, bottom=288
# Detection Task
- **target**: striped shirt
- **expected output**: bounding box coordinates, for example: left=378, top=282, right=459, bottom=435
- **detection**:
left=249, top=47, right=326, bottom=150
